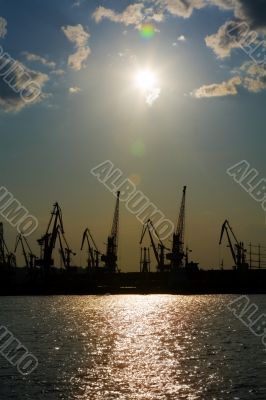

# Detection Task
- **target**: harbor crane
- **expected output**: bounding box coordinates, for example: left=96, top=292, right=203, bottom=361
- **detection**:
left=219, top=219, right=248, bottom=270
left=167, top=186, right=187, bottom=269
left=14, top=234, right=36, bottom=269
left=0, top=222, right=16, bottom=268
left=101, top=191, right=120, bottom=272
left=81, top=228, right=101, bottom=269
left=140, top=219, right=169, bottom=272
left=36, top=203, right=75, bottom=269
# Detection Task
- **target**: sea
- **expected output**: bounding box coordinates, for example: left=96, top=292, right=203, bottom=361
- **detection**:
left=0, top=295, right=266, bottom=400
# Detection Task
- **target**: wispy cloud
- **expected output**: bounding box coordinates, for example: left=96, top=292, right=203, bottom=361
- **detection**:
left=69, top=86, right=82, bottom=94
left=92, top=3, right=163, bottom=28
left=22, top=52, right=56, bottom=69
left=193, top=76, right=242, bottom=98
left=51, top=68, right=65, bottom=76
left=0, top=57, right=49, bottom=112
left=146, top=87, right=161, bottom=106
left=61, top=24, right=91, bottom=71
left=161, top=0, right=205, bottom=18
left=177, top=34, right=186, bottom=41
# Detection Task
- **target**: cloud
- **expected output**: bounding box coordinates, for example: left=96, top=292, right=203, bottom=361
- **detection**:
left=92, top=1, right=266, bottom=31
left=0, top=17, right=7, bottom=38
left=61, top=24, right=91, bottom=70
left=146, top=87, right=161, bottom=105
left=161, top=0, right=205, bottom=18
left=22, top=51, right=56, bottom=68
left=0, top=56, right=49, bottom=112
left=68, top=46, right=90, bottom=71
left=193, top=76, right=242, bottom=98
left=92, top=3, right=165, bottom=27
left=51, top=68, right=65, bottom=76
left=207, top=1, right=266, bottom=31
left=205, top=20, right=250, bottom=58
left=239, top=61, right=266, bottom=92
left=234, top=0, right=266, bottom=32
left=177, top=34, right=186, bottom=41
left=194, top=60, right=266, bottom=98
left=62, top=24, right=89, bottom=47
left=92, top=4, right=145, bottom=26
left=69, top=86, right=82, bottom=94
left=92, top=1, right=205, bottom=26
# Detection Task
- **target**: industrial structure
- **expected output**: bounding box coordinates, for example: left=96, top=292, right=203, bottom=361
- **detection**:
left=36, top=203, right=75, bottom=270
left=167, top=186, right=187, bottom=270
left=140, top=219, right=169, bottom=272
left=101, top=191, right=120, bottom=272
left=139, top=247, right=151, bottom=273
left=219, top=219, right=248, bottom=270
left=2, top=184, right=266, bottom=297
left=14, top=234, right=36, bottom=270
left=0, top=222, right=16, bottom=268
left=81, top=228, right=101, bottom=269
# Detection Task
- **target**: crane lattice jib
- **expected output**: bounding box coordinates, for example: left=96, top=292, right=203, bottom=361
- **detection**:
left=111, top=191, right=120, bottom=250
left=176, top=186, right=187, bottom=245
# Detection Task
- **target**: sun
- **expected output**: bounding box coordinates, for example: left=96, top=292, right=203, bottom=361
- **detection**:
left=135, top=69, right=157, bottom=91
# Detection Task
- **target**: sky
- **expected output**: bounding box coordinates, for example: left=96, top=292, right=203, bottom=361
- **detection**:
left=0, top=0, right=266, bottom=270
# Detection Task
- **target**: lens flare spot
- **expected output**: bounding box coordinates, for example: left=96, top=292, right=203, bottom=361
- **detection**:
left=128, top=174, right=141, bottom=185
left=131, top=140, right=145, bottom=157
left=139, top=24, right=155, bottom=39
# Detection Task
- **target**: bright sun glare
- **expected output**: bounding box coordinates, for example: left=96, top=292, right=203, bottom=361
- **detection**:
left=135, top=69, right=157, bottom=91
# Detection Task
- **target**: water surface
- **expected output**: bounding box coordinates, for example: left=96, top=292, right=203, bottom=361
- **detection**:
left=0, top=295, right=266, bottom=399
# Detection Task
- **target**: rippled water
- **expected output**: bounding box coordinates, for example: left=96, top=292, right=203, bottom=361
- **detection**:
left=0, top=295, right=266, bottom=399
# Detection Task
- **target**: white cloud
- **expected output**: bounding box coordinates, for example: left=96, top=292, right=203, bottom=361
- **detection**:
left=193, top=76, right=242, bottom=98
left=0, top=56, right=49, bottom=112
left=92, top=3, right=164, bottom=28
left=205, top=20, right=247, bottom=59
left=62, top=24, right=89, bottom=47
left=146, top=87, right=161, bottom=105
left=69, top=86, right=82, bottom=94
left=62, top=24, right=91, bottom=71
left=0, top=17, right=7, bottom=38
left=161, top=0, right=205, bottom=18
left=22, top=52, right=56, bottom=68
left=93, top=4, right=145, bottom=27
left=68, top=46, right=91, bottom=71
left=177, top=34, right=186, bottom=41
left=51, top=68, right=65, bottom=76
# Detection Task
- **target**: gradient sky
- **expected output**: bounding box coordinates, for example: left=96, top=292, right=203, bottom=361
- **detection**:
left=0, top=0, right=265, bottom=270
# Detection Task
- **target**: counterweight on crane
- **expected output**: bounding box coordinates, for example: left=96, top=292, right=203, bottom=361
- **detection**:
left=81, top=228, right=101, bottom=269
left=101, top=191, right=120, bottom=272
left=219, top=219, right=248, bottom=270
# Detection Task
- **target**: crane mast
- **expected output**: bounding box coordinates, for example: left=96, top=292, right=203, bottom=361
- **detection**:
left=170, top=186, right=187, bottom=269
left=102, top=191, right=120, bottom=272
